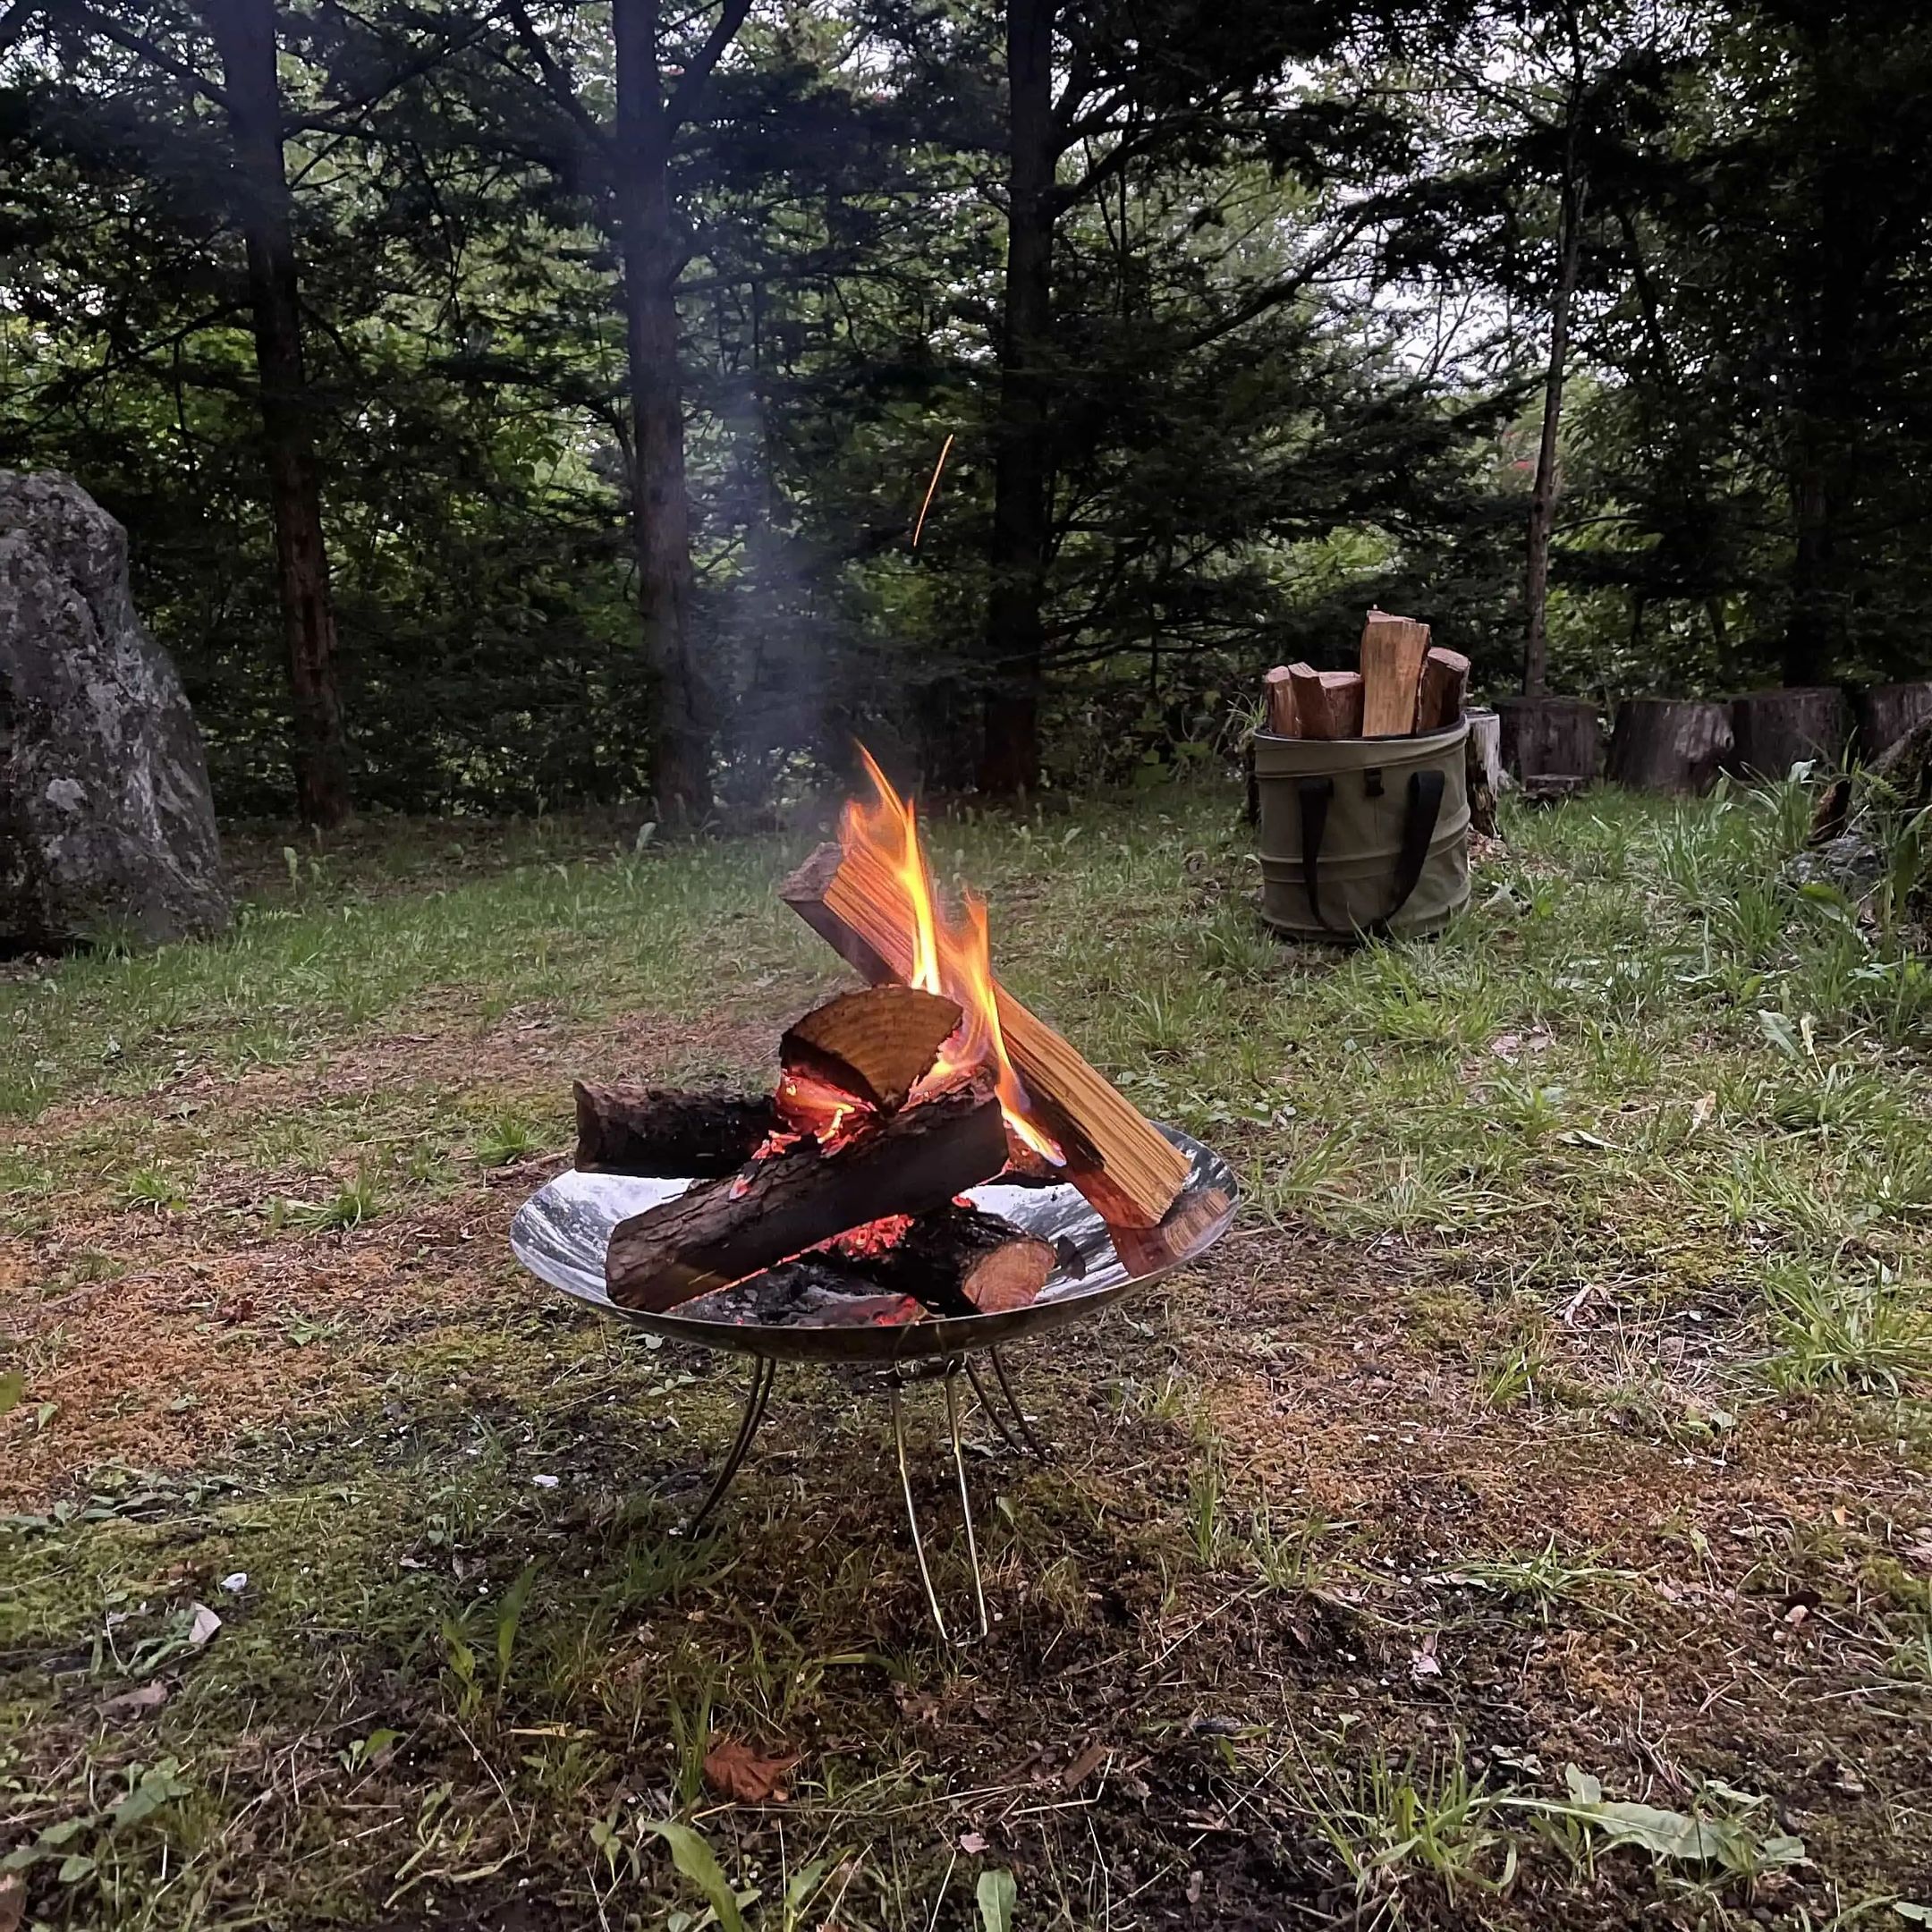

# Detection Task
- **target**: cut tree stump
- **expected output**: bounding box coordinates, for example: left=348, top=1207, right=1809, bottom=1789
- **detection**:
left=1464, top=706, right=1502, bottom=836
left=574, top=1083, right=777, bottom=1177
left=1262, top=665, right=1300, bottom=737
left=781, top=844, right=1190, bottom=1226
left=1856, top=682, right=1932, bottom=760
left=1497, top=694, right=1599, bottom=782
left=1727, top=687, right=1848, bottom=780
left=779, top=984, right=962, bottom=1113
left=1359, top=611, right=1430, bottom=736
left=1417, top=648, right=1470, bottom=733
left=605, top=1074, right=1007, bottom=1309
left=1289, top=665, right=1365, bottom=741
left=1607, top=698, right=1733, bottom=794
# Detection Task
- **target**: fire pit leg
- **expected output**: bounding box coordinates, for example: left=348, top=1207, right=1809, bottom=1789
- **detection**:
left=890, top=1376, right=990, bottom=1647
left=682, top=1354, right=775, bottom=1538
left=989, top=1346, right=1047, bottom=1460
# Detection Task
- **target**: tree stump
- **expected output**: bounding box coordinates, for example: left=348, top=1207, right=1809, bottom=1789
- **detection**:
left=1607, top=698, right=1733, bottom=794
left=1464, top=706, right=1503, bottom=836
left=1496, top=695, right=1599, bottom=783
left=1856, top=682, right=1932, bottom=761
left=1727, top=687, right=1848, bottom=780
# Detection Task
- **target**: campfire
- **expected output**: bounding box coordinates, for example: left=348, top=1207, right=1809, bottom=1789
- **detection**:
left=572, top=752, right=1194, bottom=1328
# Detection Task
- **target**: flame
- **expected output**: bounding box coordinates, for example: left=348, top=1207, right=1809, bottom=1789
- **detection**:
left=843, top=748, right=1063, bottom=1165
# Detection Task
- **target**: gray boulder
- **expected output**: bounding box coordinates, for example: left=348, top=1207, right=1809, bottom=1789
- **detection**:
left=0, top=470, right=231, bottom=950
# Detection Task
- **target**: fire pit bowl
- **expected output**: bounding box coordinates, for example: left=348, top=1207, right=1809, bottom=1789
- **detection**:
left=509, top=1124, right=1236, bottom=1366
left=509, top=1123, right=1235, bottom=1644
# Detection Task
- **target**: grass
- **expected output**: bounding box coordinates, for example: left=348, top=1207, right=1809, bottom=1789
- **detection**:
left=2, top=772, right=1930, bottom=1928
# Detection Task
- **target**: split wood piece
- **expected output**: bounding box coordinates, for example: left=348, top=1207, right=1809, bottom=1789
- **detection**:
left=780, top=984, right=962, bottom=1113
left=1262, top=665, right=1300, bottom=737
left=1107, top=1184, right=1233, bottom=1278
left=833, top=1204, right=1055, bottom=1317
left=605, top=1073, right=1007, bottom=1310
left=1416, top=647, right=1471, bottom=733
left=1359, top=611, right=1431, bottom=736
left=1287, top=665, right=1364, bottom=741
left=780, top=844, right=1190, bottom=1227
left=574, top=1082, right=777, bottom=1178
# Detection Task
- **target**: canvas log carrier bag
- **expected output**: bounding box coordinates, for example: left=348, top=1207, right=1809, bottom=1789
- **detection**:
left=1253, top=720, right=1472, bottom=942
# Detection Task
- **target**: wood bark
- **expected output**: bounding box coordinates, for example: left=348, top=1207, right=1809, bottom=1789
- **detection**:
left=1418, top=648, right=1471, bottom=733
left=831, top=1203, right=1055, bottom=1316
left=612, top=0, right=713, bottom=821
left=574, top=1081, right=777, bottom=1177
left=1497, top=694, right=1599, bottom=782
left=780, top=843, right=1190, bottom=1226
left=979, top=0, right=1057, bottom=795
left=606, top=1074, right=1007, bottom=1309
left=1726, top=687, right=1848, bottom=781
left=1359, top=612, right=1430, bottom=736
left=1857, top=682, right=1932, bottom=759
left=1523, top=165, right=1587, bottom=699
left=1607, top=698, right=1733, bottom=794
left=1464, top=706, right=1502, bottom=836
left=199, top=0, right=349, bottom=827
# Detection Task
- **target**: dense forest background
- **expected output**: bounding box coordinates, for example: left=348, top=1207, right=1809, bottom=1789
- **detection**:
left=2, top=0, right=1928, bottom=823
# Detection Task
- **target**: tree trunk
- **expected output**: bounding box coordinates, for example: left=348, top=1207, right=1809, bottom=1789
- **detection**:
left=199, top=0, right=349, bottom=826
left=613, top=0, right=711, bottom=822
left=1523, top=173, right=1585, bottom=699
left=979, top=0, right=1057, bottom=795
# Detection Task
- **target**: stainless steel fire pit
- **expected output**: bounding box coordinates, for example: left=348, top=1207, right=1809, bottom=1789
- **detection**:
left=510, top=1125, right=1236, bottom=1641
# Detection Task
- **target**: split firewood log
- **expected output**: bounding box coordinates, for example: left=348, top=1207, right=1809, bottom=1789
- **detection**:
left=605, top=1073, right=1007, bottom=1310
left=835, top=1203, right=1055, bottom=1316
left=1416, top=647, right=1470, bottom=733
left=1289, top=665, right=1365, bottom=741
left=779, top=984, right=962, bottom=1113
left=1359, top=612, right=1431, bottom=736
left=574, top=1082, right=778, bottom=1177
left=1262, top=665, right=1300, bottom=737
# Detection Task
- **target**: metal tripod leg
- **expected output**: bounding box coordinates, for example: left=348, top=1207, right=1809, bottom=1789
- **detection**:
left=890, top=1372, right=990, bottom=1647
left=989, top=1346, right=1047, bottom=1460
left=681, top=1354, right=775, bottom=1538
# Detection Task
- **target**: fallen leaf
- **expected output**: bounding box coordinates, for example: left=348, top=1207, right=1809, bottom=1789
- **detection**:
left=959, top=1830, right=988, bottom=1854
left=1061, top=1741, right=1110, bottom=1790
left=1411, top=1631, right=1442, bottom=1680
left=1690, top=1092, right=1716, bottom=1131
left=187, top=1603, right=222, bottom=1648
left=100, top=1682, right=170, bottom=1719
left=702, top=1736, right=801, bottom=1804
left=0, top=1871, right=24, bottom=1932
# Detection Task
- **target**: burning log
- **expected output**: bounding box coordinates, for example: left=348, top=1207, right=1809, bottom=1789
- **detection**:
left=574, top=1082, right=777, bottom=1177
left=839, top=1203, right=1055, bottom=1316
left=779, top=984, right=962, bottom=1113
left=606, top=1072, right=1007, bottom=1310
left=781, top=845, right=1190, bottom=1228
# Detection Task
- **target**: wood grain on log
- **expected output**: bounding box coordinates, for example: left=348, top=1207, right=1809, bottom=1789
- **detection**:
left=1359, top=611, right=1430, bottom=736
left=781, top=844, right=1189, bottom=1226
left=574, top=1082, right=777, bottom=1177
left=1262, top=665, right=1300, bottom=736
left=1289, top=665, right=1365, bottom=741
left=779, top=984, right=962, bottom=1113
left=1417, top=648, right=1471, bottom=733
left=605, top=1074, right=1007, bottom=1309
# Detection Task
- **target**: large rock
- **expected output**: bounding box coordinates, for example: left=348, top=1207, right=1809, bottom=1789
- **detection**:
left=0, top=470, right=231, bottom=950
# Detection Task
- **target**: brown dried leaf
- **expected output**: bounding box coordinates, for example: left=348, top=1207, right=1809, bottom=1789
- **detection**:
left=0, top=1872, right=22, bottom=1932
left=101, top=1682, right=171, bottom=1720
left=702, top=1736, right=801, bottom=1805
left=1060, top=1741, right=1111, bottom=1790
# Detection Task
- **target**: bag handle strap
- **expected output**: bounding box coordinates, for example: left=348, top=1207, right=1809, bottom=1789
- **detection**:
left=1299, top=767, right=1446, bottom=938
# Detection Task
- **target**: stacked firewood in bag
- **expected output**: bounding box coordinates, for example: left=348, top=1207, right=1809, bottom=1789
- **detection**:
left=1261, top=610, right=1470, bottom=741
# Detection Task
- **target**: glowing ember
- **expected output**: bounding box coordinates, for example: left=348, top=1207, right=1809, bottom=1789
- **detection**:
left=826, top=1214, right=914, bottom=1259
left=774, top=1067, right=869, bottom=1146
left=843, top=749, right=1063, bottom=1165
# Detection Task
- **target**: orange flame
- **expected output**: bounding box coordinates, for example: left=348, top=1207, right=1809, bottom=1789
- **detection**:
left=844, top=748, right=1063, bottom=1165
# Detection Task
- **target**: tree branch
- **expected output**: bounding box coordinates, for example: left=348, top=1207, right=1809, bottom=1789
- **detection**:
left=663, top=0, right=751, bottom=133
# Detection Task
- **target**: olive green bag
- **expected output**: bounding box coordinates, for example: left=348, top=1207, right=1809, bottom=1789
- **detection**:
left=1252, top=721, right=1471, bottom=942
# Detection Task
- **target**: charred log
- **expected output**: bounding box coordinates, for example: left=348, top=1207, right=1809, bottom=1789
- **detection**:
left=574, top=1081, right=777, bottom=1177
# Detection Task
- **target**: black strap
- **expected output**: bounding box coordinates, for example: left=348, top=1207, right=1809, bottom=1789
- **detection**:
left=1299, top=767, right=1446, bottom=938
